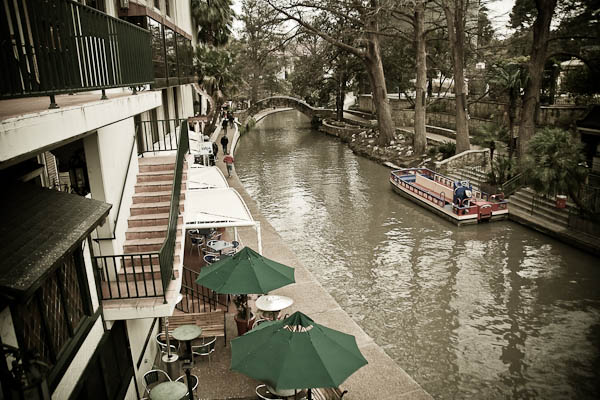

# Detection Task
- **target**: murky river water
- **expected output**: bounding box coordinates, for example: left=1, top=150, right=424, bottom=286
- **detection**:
left=236, top=110, right=600, bottom=399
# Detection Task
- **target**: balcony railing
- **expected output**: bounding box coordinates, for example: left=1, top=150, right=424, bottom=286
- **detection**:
left=136, top=118, right=183, bottom=155
left=1, top=0, right=153, bottom=101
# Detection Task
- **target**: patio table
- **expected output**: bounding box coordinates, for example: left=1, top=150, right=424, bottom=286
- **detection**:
left=207, top=240, right=232, bottom=254
left=256, top=295, right=294, bottom=320
left=149, top=381, right=187, bottom=400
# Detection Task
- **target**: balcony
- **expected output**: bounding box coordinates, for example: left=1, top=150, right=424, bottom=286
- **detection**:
left=0, top=0, right=154, bottom=105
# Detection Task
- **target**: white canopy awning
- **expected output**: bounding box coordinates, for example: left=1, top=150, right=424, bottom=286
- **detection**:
left=187, top=166, right=228, bottom=190
left=184, top=187, right=262, bottom=252
left=185, top=188, right=254, bottom=228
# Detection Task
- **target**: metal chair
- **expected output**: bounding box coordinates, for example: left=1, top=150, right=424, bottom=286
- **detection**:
left=252, top=318, right=271, bottom=329
left=192, top=337, right=217, bottom=363
left=175, top=374, right=199, bottom=396
left=209, top=231, right=222, bottom=240
left=189, top=236, right=204, bottom=256
left=231, top=240, right=240, bottom=249
left=155, top=333, right=178, bottom=356
left=204, top=254, right=219, bottom=265
left=143, top=369, right=171, bottom=396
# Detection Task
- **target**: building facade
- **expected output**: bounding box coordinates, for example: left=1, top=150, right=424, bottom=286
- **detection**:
left=0, top=1, right=204, bottom=398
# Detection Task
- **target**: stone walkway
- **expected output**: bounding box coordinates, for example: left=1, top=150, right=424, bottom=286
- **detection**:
left=204, top=108, right=432, bottom=399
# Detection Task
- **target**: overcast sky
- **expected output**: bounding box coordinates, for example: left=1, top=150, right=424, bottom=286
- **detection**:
left=232, top=0, right=517, bottom=36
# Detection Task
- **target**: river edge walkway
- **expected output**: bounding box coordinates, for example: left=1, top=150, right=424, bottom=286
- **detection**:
left=208, top=108, right=432, bottom=399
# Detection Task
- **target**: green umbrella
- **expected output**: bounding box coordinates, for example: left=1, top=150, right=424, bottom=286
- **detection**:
left=195, top=246, right=295, bottom=294
left=230, top=311, right=368, bottom=395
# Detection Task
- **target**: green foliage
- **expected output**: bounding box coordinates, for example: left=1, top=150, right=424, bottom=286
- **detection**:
left=194, top=45, right=239, bottom=100
left=471, top=123, right=509, bottom=146
left=522, top=127, right=588, bottom=197
left=239, top=117, right=256, bottom=136
left=561, top=66, right=600, bottom=101
left=233, top=294, right=249, bottom=319
left=487, top=156, right=516, bottom=186
left=437, top=141, right=456, bottom=160
left=191, top=0, right=234, bottom=46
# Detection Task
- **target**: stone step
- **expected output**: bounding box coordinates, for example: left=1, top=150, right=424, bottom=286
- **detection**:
left=138, top=155, right=176, bottom=166
left=128, top=213, right=183, bottom=228
left=123, top=236, right=182, bottom=253
left=137, top=170, right=181, bottom=183
left=129, top=201, right=184, bottom=216
left=132, top=190, right=185, bottom=204
left=125, top=225, right=168, bottom=240
left=518, top=187, right=577, bottom=208
left=510, top=190, right=571, bottom=222
left=138, top=158, right=176, bottom=173
left=135, top=180, right=186, bottom=193
left=509, top=196, right=569, bottom=228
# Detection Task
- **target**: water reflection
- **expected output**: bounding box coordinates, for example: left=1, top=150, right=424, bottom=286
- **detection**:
left=236, top=110, right=600, bottom=399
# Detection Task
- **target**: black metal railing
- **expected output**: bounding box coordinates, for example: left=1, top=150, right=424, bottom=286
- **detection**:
left=158, top=120, right=188, bottom=300
left=136, top=119, right=183, bottom=155
left=94, top=253, right=162, bottom=299
left=176, top=267, right=229, bottom=313
left=1, top=0, right=153, bottom=100
left=501, top=173, right=524, bottom=197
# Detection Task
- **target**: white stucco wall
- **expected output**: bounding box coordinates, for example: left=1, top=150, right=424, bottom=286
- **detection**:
left=51, top=318, right=104, bottom=400
left=127, top=318, right=160, bottom=394
left=0, top=91, right=161, bottom=164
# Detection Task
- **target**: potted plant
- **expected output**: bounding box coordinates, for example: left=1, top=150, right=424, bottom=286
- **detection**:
left=233, top=294, right=255, bottom=336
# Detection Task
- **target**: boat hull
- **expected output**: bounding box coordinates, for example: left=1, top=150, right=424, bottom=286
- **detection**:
left=390, top=177, right=508, bottom=226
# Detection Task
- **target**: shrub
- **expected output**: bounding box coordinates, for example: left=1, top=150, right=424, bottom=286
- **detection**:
left=437, top=141, right=456, bottom=159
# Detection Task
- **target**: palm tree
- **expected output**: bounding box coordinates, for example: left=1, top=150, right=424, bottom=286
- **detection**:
left=191, top=0, right=234, bottom=46
left=489, top=61, right=527, bottom=160
left=522, top=127, right=588, bottom=208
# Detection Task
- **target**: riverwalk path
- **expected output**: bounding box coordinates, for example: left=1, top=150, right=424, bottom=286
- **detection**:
left=207, top=108, right=432, bottom=399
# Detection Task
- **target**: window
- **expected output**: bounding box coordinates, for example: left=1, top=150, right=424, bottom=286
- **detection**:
left=148, top=18, right=166, bottom=80
left=165, top=0, right=170, bottom=16
left=164, top=27, right=177, bottom=79
left=19, top=247, right=91, bottom=369
left=154, top=0, right=160, bottom=9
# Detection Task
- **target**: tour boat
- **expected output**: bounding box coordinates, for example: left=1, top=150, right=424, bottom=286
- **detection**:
left=390, top=168, right=508, bottom=225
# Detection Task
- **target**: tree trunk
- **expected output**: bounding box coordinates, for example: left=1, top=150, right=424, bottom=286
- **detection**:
left=413, top=3, right=427, bottom=155
left=517, top=0, right=557, bottom=158
left=365, top=28, right=395, bottom=146
left=443, top=0, right=470, bottom=154
left=336, top=71, right=346, bottom=121
left=507, top=90, right=517, bottom=160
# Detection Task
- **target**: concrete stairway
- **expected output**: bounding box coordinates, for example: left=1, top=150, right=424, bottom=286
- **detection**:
left=508, top=187, right=570, bottom=230
left=102, top=156, right=187, bottom=299
left=446, top=166, right=488, bottom=190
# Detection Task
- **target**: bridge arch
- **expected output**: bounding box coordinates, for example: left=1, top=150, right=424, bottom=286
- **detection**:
left=249, top=96, right=335, bottom=121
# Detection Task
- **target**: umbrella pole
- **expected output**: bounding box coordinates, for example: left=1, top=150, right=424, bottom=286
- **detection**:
left=308, top=388, right=312, bottom=400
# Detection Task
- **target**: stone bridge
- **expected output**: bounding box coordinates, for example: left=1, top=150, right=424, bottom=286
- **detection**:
left=248, top=96, right=336, bottom=122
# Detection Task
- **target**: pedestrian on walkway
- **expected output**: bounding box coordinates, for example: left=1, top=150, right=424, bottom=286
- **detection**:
left=489, top=140, right=495, bottom=162
left=221, top=118, right=228, bottom=134
left=227, top=110, right=235, bottom=128
left=212, top=141, right=218, bottom=164
left=223, top=152, right=235, bottom=178
left=220, top=135, right=229, bottom=154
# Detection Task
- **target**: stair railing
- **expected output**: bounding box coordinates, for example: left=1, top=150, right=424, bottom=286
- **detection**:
left=177, top=266, right=230, bottom=313
left=94, top=253, right=162, bottom=299
left=158, top=120, right=189, bottom=302
left=501, top=173, right=524, bottom=197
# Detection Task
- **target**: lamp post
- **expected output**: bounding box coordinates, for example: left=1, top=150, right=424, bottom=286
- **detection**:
left=172, top=325, right=202, bottom=400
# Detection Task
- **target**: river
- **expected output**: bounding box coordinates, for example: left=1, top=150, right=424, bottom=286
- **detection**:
left=235, top=110, right=600, bottom=399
